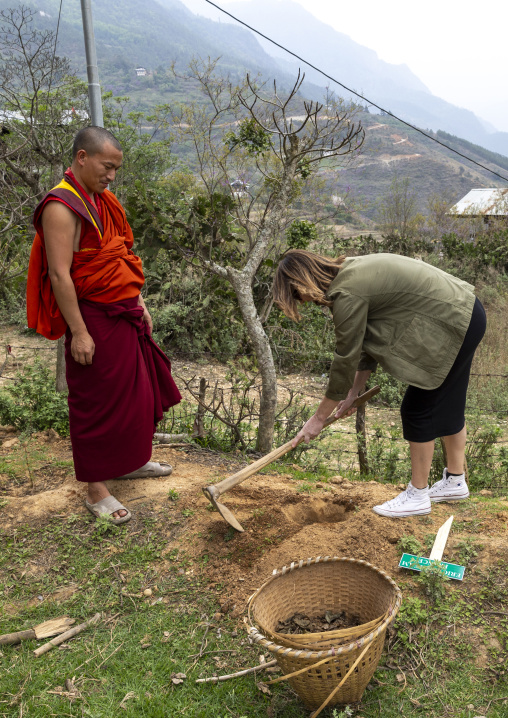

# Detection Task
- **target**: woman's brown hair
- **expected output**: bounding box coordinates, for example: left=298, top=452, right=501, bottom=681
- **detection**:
left=272, top=249, right=346, bottom=321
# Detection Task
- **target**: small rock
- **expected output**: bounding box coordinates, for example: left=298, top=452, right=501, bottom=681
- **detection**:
left=479, top=490, right=492, bottom=497
left=330, top=476, right=343, bottom=484
left=466, top=706, right=475, bottom=711
left=220, top=599, right=234, bottom=614
left=2, top=438, right=19, bottom=449
left=387, top=536, right=399, bottom=544
left=143, top=588, right=152, bottom=597
left=316, top=483, right=324, bottom=489
left=213, top=612, right=222, bottom=621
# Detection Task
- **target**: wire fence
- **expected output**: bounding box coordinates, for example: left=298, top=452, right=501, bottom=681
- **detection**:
left=2, top=342, right=508, bottom=491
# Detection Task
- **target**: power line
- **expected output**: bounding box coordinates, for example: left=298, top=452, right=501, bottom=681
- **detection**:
left=205, top=0, right=508, bottom=185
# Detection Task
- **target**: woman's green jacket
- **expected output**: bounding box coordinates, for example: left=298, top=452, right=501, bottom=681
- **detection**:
left=324, top=253, right=476, bottom=401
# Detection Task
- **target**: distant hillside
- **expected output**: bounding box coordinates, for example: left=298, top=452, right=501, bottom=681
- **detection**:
left=6, top=0, right=508, bottom=158
left=2, top=0, right=507, bottom=229
left=185, top=0, right=508, bottom=159
left=1, top=0, right=326, bottom=105
left=329, top=112, right=507, bottom=222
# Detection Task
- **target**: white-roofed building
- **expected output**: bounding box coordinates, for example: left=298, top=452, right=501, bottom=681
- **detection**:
left=449, top=188, right=508, bottom=240
left=450, top=188, right=508, bottom=217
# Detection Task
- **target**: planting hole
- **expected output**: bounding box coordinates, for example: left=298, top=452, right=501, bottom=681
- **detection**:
left=283, top=498, right=354, bottom=525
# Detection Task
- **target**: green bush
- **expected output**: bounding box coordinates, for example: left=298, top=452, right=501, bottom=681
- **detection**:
left=0, top=359, right=69, bottom=436
left=370, top=368, right=406, bottom=407
left=396, top=596, right=429, bottom=626
left=417, top=560, right=449, bottom=603
left=397, top=535, right=423, bottom=556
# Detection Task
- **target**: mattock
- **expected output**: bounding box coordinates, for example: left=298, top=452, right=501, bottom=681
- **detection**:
left=202, top=385, right=380, bottom=532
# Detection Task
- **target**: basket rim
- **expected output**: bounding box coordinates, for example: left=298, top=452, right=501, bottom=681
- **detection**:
left=246, top=556, right=402, bottom=660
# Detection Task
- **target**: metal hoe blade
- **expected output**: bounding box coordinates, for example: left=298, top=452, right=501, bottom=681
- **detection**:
left=203, top=485, right=245, bottom=532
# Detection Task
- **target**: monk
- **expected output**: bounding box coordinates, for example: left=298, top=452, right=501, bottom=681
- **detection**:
left=26, top=126, right=181, bottom=524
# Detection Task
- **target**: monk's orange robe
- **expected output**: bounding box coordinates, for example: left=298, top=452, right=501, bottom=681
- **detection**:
left=27, top=176, right=145, bottom=339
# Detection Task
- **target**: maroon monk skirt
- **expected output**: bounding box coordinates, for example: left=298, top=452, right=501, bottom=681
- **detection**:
left=65, top=297, right=181, bottom=483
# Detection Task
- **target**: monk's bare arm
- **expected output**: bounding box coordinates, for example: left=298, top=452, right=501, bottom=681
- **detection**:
left=42, top=202, right=95, bottom=365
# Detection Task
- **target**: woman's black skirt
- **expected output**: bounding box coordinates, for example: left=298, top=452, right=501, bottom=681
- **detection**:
left=400, top=297, right=486, bottom=442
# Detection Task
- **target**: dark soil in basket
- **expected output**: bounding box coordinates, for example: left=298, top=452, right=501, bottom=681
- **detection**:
left=275, top=610, right=362, bottom=634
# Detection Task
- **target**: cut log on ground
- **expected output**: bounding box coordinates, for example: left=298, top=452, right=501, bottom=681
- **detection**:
left=33, top=613, right=101, bottom=657
left=0, top=616, right=75, bottom=645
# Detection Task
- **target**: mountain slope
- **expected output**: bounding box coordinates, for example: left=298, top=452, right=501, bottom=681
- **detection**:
left=4, top=0, right=328, bottom=103
left=190, top=0, right=508, bottom=158
left=327, top=112, right=508, bottom=223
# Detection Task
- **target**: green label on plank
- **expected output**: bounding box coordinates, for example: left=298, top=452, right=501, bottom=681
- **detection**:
left=399, top=553, right=465, bottom=580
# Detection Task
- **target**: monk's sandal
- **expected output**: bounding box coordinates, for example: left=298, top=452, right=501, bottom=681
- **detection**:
left=85, top=496, right=132, bottom=524
left=116, top=461, right=173, bottom=480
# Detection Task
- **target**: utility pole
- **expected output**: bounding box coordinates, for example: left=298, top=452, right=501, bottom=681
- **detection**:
left=80, top=0, right=103, bottom=127
left=56, top=0, right=104, bottom=393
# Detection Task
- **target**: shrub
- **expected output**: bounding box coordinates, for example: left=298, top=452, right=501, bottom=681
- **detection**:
left=0, top=358, right=69, bottom=436
left=417, top=560, right=449, bottom=603
left=397, top=535, right=423, bottom=556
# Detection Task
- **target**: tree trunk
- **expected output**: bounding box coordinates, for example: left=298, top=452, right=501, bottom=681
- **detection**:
left=228, top=271, right=277, bottom=454
left=55, top=336, right=67, bottom=393
left=50, top=161, right=64, bottom=188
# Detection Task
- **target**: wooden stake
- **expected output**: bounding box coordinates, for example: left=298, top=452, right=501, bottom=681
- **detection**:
left=429, top=516, right=454, bottom=562
left=33, top=613, right=101, bottom=657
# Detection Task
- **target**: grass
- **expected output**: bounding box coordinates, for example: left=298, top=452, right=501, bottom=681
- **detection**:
left=1, top=500, right=507, bottom=718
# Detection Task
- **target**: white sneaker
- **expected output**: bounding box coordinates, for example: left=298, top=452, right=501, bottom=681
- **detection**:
left=373, top=482, right=431, bottom=518
left=429, top=469, right=469, bottom=503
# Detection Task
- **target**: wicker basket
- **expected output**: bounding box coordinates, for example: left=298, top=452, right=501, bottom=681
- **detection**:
left=247, top=557, right=401, bottom=716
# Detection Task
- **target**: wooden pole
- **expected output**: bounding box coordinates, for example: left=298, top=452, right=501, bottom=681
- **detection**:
left=356, top=403, right=369, bottom=475
left=55, top=336, right=67, bottom=393
left=192, top=377, right=208, bottom=438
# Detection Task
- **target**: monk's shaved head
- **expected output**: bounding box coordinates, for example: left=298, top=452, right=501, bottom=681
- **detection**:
left=72, top=126, right=122, bottom=159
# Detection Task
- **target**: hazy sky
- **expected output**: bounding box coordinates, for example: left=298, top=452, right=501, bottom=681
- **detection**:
left=182, top=0, right=508, bottom=133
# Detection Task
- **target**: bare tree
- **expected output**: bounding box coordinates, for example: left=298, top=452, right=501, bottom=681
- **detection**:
left=376, top=175, right=424, bottom=246
left=154, top=61, right=364, bottom=452
left=0, top=6, right=89, bottom=291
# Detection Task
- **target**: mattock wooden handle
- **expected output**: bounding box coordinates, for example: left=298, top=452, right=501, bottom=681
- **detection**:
left=206, top=385, right=380, bottom=499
